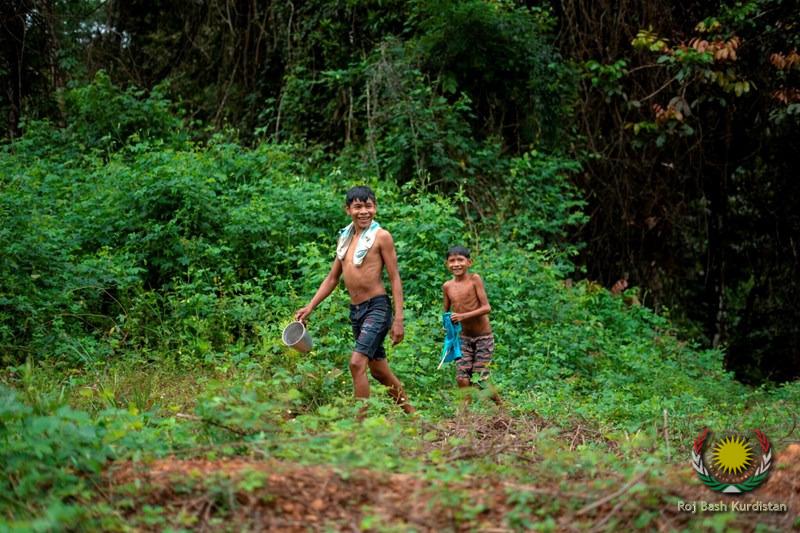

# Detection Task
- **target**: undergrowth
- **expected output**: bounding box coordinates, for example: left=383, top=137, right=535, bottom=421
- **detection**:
left=1, top=78, right=798, bottom=530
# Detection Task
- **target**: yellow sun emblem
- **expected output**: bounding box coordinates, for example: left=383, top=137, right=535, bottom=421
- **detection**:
left=712, top=435, right=754, bottom=475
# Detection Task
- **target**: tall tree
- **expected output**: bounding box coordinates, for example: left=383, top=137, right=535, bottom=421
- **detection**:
left=559, top=0, right=800, bottom=380
left=1, top=0, right=31, bottom=138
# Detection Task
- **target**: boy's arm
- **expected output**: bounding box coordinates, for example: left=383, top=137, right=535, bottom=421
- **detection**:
left=380, top=230, right=404, bottom=345
left=451, top=274, right=491, bottom=322
left=443, top=282, right=451, bottom=311
left=295, top=258, right=343, bottom=322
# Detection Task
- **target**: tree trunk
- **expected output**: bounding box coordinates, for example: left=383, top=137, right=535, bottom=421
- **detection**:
left=0, top=0, right=28, bottom=139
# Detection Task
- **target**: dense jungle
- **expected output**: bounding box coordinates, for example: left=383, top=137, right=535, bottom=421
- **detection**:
left=1, top=0, right=799, bottom=530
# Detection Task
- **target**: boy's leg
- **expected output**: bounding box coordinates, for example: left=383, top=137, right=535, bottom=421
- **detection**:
left=349, top=352, right=370, bottom=399
left=455, top=339, right=475, bottom=410
left=457, top=337, right=475, bottom=388
left=349, top=299, right=378, bottom=401
left=368, top=359, right=414, bottom=413
left=349, top=296, right=413, bottom=413
left=472, top=335, right=503, bottom=406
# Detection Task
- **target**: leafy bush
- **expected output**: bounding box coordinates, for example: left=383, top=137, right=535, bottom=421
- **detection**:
left=492, top=151, right=587, bottom=273
left=64, top=70, right=183, bottom=153
left=2, top=84, right=793, bottom=444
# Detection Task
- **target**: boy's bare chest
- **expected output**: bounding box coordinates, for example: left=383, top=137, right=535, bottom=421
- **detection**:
left=448, top=281, right=478, bottom=306
left=342, top=241, right=383, bottom=278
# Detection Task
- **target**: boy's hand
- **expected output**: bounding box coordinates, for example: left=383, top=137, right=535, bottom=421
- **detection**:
left=390, top=319, right=404, bottom=345
left=450, top=313, right=465, bottom=323
left=295, top=306, right=312, bottom=323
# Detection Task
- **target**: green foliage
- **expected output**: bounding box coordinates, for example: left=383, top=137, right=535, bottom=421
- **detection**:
left=1, top=75, right=485, bottom=369
left=2, top=114, right=344, bottom=366
left=0, top=385, right=109, bottom=505
left=366, top=38, right=481, bottom=185
left=492, top=151, right=587, bottom=272
left=3, top=0, right=798, bottom=388
left=583, top=59, right=629, bottom=102
left=1, top=60, right=798, bottom=531
left=413, top=0, right=572, bottom=147
left=0, top=380, right=178, bottom=529
left=10, top=71, right=185, bottom=160
left=63, top=70, right=184, bottom=152
left=622, top=0, right=800, bottom=381
left=271, top=0, right=578, bottom=235
left=2, top=79, right=795, bottom=428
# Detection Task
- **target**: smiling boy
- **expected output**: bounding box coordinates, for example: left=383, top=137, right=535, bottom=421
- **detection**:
left=295, top=186, right=414, bottom=413
left=442, top=246, right=498, bottom=395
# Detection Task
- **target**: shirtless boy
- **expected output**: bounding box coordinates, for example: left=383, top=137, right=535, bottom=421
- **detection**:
left=442, top=246, right=497, bottom=393
left=295, top=186, right=414, bottom=413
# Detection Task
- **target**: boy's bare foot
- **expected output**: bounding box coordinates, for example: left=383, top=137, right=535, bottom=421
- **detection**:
left=394, top=392, right=415, bottom=414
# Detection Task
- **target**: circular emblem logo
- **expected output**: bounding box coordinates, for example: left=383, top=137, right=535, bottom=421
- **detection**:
left=692, top=428, right=772, bottom=494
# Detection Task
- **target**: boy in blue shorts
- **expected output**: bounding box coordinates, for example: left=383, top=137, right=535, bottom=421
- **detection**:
left=295, top=186, right=414, bottom=414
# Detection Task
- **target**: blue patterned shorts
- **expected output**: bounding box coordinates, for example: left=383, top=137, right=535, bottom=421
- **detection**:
left=349, top=295, right=392, bottom=360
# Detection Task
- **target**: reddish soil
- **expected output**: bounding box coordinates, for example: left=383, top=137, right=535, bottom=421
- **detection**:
left=106, top=443, right=799, bottom=531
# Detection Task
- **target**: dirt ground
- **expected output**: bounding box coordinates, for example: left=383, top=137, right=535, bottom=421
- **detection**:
left=106, top=441, right=799, bottom=532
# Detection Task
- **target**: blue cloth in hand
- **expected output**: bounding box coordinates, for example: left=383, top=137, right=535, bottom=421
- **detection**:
left=438, top=312, right=462, bottom=368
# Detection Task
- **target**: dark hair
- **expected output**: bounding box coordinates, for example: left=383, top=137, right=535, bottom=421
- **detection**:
left=446, top=245, right=471, bottom=259
left=345, top=186, right=377, bottom=206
